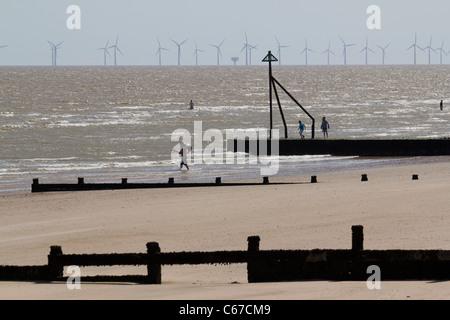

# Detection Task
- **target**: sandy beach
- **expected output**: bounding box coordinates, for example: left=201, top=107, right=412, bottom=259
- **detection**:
left=1, top=157, right=450, bottom=300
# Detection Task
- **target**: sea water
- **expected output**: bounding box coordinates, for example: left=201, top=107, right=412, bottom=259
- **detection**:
left=1, top=65, right=449, bottom=192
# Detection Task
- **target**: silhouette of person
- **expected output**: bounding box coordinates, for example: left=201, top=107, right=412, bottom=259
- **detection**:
left=321, top=116, right=330, bottom=138
left=179, top=140, right=191, bottom=170
left=189, top=100, right=194, bottom=110
left=440, top=100, right=443, bottom=111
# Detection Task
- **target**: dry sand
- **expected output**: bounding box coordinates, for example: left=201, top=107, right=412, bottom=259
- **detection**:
left=1, top=157, right=450, bottom=300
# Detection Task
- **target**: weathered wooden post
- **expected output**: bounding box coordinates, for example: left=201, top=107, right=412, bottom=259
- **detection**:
left=351, top=225, right=364, bottom=251
left=147, top=242, right=161, bottom=284
left=247, top=236, right=260, bottom=283
left=32, top=178, right=39, bottom=192
left=248, top=236, right=260, bottom=252
left=311, top=175, right=317, bottom=183
left=350, top=225, right=364, bottom=279
left=47, top=245, right=63, bottom=280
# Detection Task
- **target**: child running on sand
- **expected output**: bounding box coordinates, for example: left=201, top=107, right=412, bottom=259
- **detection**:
left=179, top=140, right=191, bottom=170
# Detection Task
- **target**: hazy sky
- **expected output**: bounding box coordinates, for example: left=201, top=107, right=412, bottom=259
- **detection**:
left=1, top=0, right=449, bottom=66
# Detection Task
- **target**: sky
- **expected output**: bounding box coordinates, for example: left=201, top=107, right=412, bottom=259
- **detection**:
left=1, top=0, right=450, bottom=66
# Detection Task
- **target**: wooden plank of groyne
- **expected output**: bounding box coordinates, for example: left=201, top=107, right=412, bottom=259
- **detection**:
left=31, top=178, right=294, bottom=193
left=229, top=138, right=450, bottom=156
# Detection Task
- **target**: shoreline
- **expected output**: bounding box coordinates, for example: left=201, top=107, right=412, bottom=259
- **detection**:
left=2, top=155, right=449, bottom=196
left=0, top=157, right=449, bottom=299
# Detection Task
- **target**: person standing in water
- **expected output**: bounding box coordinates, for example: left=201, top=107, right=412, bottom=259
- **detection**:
left=440, top=100, right=443, bottom=111
left=321, top=116, right=330, bottom=138
left=298, top=120, right=306, bottom=139
left=189, top=100, right=194, bottom=110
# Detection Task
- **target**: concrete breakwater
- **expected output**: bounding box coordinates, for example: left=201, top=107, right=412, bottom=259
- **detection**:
left=228, top=138, right=450, bottom=157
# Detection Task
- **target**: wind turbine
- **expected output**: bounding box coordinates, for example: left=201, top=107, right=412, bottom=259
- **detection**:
left=171, top=38, right=188, bottom=66
left=209, top=39, right=225, bottom=65
left=322, top=41, right=335, bottom=65
left=377, top=42, right=390, bottom=65
left=0, top=45, right=7, bottom=63
left=47, top=41, right=63, bottom=66
left=407, top=32, right=423, bottom=65
left=423, top=36, right=437, bottom=65
left=155, top=38, right=169, bottom=66
left=360, top=37, right=375, bottom=65
left=275, top=37, right=289, bottom=65
left=48, top=42, right=54, bottom=66
left=300, top=39, right=314, bottom=65
left=435, top=40, right=447, bottom=65
left=97, top=39, right=110, bottom=66
left=339, top=36, right=355, bottom=65
left=108, top=35, right=123, bottom=66
left=248, top=44, right=257, bottom=65
left=241, top=32, right=252, bottom=65
left=193, top=41, right=205, bottom=66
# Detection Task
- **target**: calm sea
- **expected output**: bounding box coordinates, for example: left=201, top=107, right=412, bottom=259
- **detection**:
left=1, top=65, right=449, bottom=192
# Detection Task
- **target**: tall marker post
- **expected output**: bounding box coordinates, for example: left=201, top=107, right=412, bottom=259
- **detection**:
left=262, top=50, right=315, bottom=140
left=262, top=51, right=278, bottom=139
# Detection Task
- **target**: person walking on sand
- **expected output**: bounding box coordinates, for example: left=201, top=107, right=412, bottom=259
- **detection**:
left=321, top=116, right=330, bottom=138
left=179, top=140, right=191, bottom=170
left=189, top=100, right=194, bottom=110
left=298, top=120, right=306, bottom=139
left=440, top=100, right=443, bottom=111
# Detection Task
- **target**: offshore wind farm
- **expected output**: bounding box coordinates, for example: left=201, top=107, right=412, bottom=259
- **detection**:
left=2, top=1, right=450, bottom=66
left=2, top=32, right=450, bottom=66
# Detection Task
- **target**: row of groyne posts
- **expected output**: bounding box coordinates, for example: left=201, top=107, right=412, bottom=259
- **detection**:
left=1, top=225, right=450, bottom=283
left=31, top=173, right=423, bottom=192
left=31, top=176, right=293, bottom=192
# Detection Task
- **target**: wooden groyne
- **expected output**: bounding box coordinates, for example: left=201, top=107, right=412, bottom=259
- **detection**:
left=31, top=176, right=289, bottom=193
left=1, top=225, right=450, bottom=283
left=229, top=138, right=450, bottom=156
